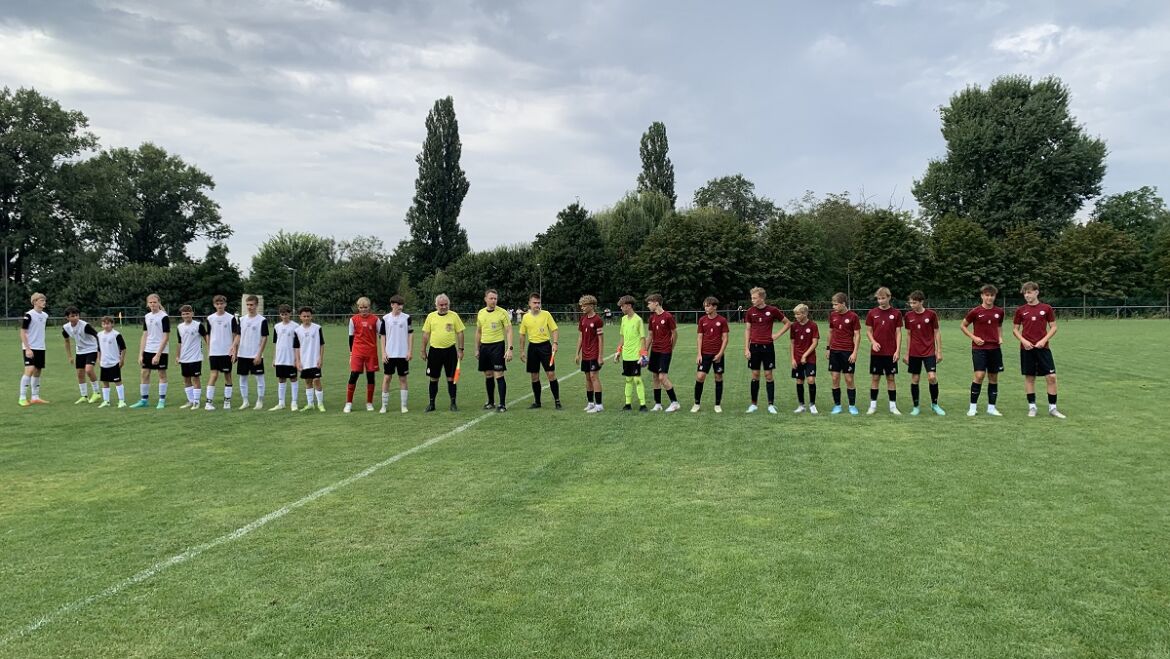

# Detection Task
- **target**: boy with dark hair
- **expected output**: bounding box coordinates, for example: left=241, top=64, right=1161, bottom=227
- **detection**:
left=645, top=293, right=679, bottom=412
left=961, top=284, right=1005, bottom=416
left=1013, top=282, right=1066, bottom=419
left=827, top=292, right=861, bottom=415
left=96, top=316, right=127, bottom=408
left=613, top=295, right=648, bottom=412
left=204, top=294, right=240, bottom=411
left=693, top=296, right=729, bottom=413
left=903, top=291, right=945, bottom=416
left=176, top=304, right=208, bottom=410
left=236, top=294, right=268, bottom=410
left=294, top=306, right=326, bottom=411
left=379, top=294, right=413, bottom=413
left=62, top=306, right=100, bottom=404
left=270, top=304, right=299, bottom=411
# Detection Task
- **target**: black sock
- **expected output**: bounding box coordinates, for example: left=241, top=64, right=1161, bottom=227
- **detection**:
left=695, top=381, right=704, bottom=404
left=832, top=387, right=841, bottom=405
left=714, top=380, right=723, bottom=404
left=497, top=377, right=506, bottom=404
left=595, top=392, right=602, bottom=406
left=795, top=383, right=805, bottom=405
left=750, top=379, right=760, bottom=404
left=1027, top=392, right=1036, bottom=405
left=970, top=382, right=982, bottom=404
left=847, top=388, right=856, bottom=406
left=988, top=383, right=998, bottom=405
left=765, top=381, right=775, bottom=404
left=808, top=383, right=816, bottom=404
left=485, top=378, right=495, bottom=405
left=549, top=379, right=560, bottom=402
left=447, top=381, right=457, bottom=402
left=911, top=383, right=921, bottom=407
left=929, top=382, right=939, bottom=404
left=587, top=390, right=595, bottom=404
left=1047, top=393, right=1057, bottom=406
left=428, top=380, right=438, bottom=403
left=888, top=389, right=897, bottom=402
left=654, top=388, right=662, bottom=405
left=531, top=380, right=541, bottom=404
left=870, top=388, right=879, bottom=402
left=666, top=387, right=677, bottom=403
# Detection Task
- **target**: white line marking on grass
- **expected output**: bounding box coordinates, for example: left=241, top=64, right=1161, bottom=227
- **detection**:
left=1, top=370, right=579, bottom=646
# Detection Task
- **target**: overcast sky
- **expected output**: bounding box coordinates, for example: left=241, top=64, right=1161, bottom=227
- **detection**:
left=3, top=0, right=1168, bottom=270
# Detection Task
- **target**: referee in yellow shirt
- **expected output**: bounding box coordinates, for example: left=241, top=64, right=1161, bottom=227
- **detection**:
left=421, top=293, right=465, bottom=412
left=476, top=289, right=513, bottom=412
left=519, top=292, right=561, bottom=409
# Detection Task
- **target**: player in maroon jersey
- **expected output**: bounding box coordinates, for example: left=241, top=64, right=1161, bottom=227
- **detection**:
left=902, top=290, right=945, bottom=416
left=345, top=296, right=380, bottom=413
left=789, top=303, right=819, bottom=414
left=576, top=294, right=606, bottom=413
left=645, top=294, right=680, bottom=412
left=1012, top=281, right=1065, bottom=418
left=742, top=287, right=791, bottom=413
left=827, top=292, right=861, bottom=415
left=693, top=296, right=730, bottom=413
left=865, top=287, right=903, bottom=415
left=960, top=284, right=1006, bottom=416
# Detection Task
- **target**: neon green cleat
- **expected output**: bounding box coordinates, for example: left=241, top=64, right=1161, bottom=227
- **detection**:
left=98, top=401, right=110, bottom=408
left=118, top=401, right=128, bottom=409
left=317, top=403, right=326, bottom=412
left=75, top=396, right=88, bottom=404
left=88, top=392, right=102, bottom=403
left=18, top=399, right=30, bottom=407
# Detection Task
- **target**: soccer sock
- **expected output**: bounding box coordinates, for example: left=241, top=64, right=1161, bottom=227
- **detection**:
left=184, top=386, right=193, bottom=403
left=870, top=388, right=879, bottom=402
left=988, top=383, right=998, bottom=406
left=929, top=382, right=939, bottom=404
left=19, top=374, right=30, bottom=400
left=654, top=388, right=662, bottom=405
left=808, top=383, right=816, bottom=405
left=796, top=383, right=805, bottom=405
left=485, top=378, right=496, bottom=405
left=316, top=387, right=324, bottom=405
left=365, top=373, right=374, bottom=403
left=240, top=379, right=249, bottom=402
left=91, top=380, right=99, bottom=394
left=587, top=389, right=595, bottom=404
left=1048, top=393, right=1058, bottom=408
left=429, top=380, right=438, bottom=403
left=400, top=389, right=408, bottom=408
left=847, top=388, right=856, bottom=406
left=887, top=389, right=897, bottom=402
left=715, top=380, right=724, bottom=405
left=496, top=378, right=506, bottom=404
left=750, top=379, right=760, bottom=404
left=695, top=381, right=704, bottom=404
left=666, top=387, right=676, bottom=403
left=292, top=381, right=299, bottom=404
left=140, top=383, right=150, bottom=401
left=194, top=387, right=201, bottom=405
left=595, top=391, right=602, bottom=406
left=532, top=380, right=541, bottom=404
left=381, top=390, right=390, bottom=407
left=549, top=379, right=560, bottom=402
left=306, top=388, right=316, bottom=406
left=206, top=385, right=214, bottom=403
left=1027, top=392, right=1037, bottom=405
left=116, top=384, right=125, bottom=401
left=279, top=381, right=287, bottom=405
left=31, top=377, right=40, bottom=399
left=765, top=380, right=775, bottom=405
left=833, top=387, right=842, bottom=405
left=102, top=387, right=110, bottom=403
left=447, top=380, right=457, bottom=402
left=225, top=385, right=233, bottom=402
left=625, top=377, right=633, bottom=404
left=911, top=383, right=921, bottom=407
left=970, top=382, right=982, bottom=404
left=346, top=383, right=356, bottom=404
left=158, top=382, right=167, bottom=400
left=79, top=383, right=88, bottom=397
left=635, top=378, right=646, bottom=405
left=256, top=378, right=265, bottom=401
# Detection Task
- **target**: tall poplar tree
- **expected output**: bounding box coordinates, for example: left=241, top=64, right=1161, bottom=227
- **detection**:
left=637, top=121, right=676, bottom=209
left=403, top=96, right=470, bottom=282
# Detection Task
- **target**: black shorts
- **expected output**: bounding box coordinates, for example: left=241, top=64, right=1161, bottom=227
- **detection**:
left=383, top=358, right=409, bottom=376
left=828, top=350, right=855, bottom=374
left=275, top=364, right=298, bottom=379
left=300, top=368, right=322, bottom=381
left=581, top=359, right=602, bottom=373
left=142, top=352, right=168, bottom=370
left=907, top=355, right=937, bottom=375
left=426, top=346, right=459, bottom=379
left=526, top=342, right=554, bottom=373
left=209, top=355, right=233, bottom=373
left=622, top=359, right=642, bottom=377
left=180, top=361, right=203, bottom=378
left=648, top=350, right=672, bottom=374
left=748, top=343, right=776, bottom=371
left=236, top=358, right=265, bottom=376
left=972, top=348, right=1004, bottom=373
left=791, top=362, right=817, bottom=379
left=698, top=354, right=725, bottom=375
left=869, top=354, right=898, bottom=376
left=479, top=341, right=507, bottom=372
left=1020, top=347, right=1056, bottom=376
left=22, top=349, right=46, bottom=370
left=100, top=365, right=122, bottom=383
left=74, top=352, right=98, bottom=369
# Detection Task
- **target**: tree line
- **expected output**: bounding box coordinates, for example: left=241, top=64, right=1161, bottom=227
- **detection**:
left=4, top=76, right=1169, bottom=318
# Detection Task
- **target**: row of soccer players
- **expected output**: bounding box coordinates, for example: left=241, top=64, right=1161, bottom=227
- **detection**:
left=17, top=282, right=1064, bottom=418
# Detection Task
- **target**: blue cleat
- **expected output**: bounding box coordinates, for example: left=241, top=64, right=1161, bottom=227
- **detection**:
left=848, top=406, right=860, bottom=416
left=830, top=405, right=842, bottom=415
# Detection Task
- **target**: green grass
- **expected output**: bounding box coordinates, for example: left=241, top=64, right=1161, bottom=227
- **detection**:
left=1, top=319, right=1169, bottom=658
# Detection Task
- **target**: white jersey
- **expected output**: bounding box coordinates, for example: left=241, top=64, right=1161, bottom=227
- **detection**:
left=22, top=309, right=49, bottom=350
left=176, top=320, right=207, bottom=363
left=238, top=314, right=269, bottom=359
left=379, top=312, right=412, bottom=359
left=205, top=312, right=239, bottom=356
left=61, top=319, right=99, bottom=354
left=272, top=321, right=298, bottom=366
left=294, top=323, right=325, bottom=368
left=98, top=330, right=127, bottom=368
left=142, top=310, right=170, bottom=354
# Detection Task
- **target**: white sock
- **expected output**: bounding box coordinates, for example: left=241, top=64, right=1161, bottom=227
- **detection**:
left=91, top=380, right=101, bottom=395
left=256, top=376, right=266, bottom=401
left=158, top=382, right=168, bottom=400
left=224, top=385, right=233, bottom=402
left=31, top=377, right=41, bottom=399
left=316, top=388, right=324, bottom=405
left=400, top=389, right=408, bottom=407
left=206, top=385, right=215, bottom=403
left=185, top=386, right=193, bottom=403
left=19, top=374, right=30, bottom=400
left=194, top=387, right=202, bottom=404
left=278, top=381, right=286, bottom=405
left=79, top=383, right=88, bottom=397
left=102, top=387, right=110, bottom=402
left=240, top=379, right=249, bottom=402
left=140, top=383, right=150, bottom=400
left=292, top=381, right=299, bottom=403
left=382, top=391, right=390, bottom=407
left=116, top=384, right=125, bottom=401
left=306, top=388, right=315, bottom=406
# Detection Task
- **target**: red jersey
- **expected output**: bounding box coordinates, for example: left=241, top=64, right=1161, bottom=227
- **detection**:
left=865, top=306, right=902, bottom=356
left=964, top=305, right=1004, bottom=349
left=348, top=313, right=380, bottom=355
left=697, top=314, right=729, bottom=356
left=745, top=305, right=786, bottom=344
left=903, top=309, right=939, bottom=358
left=648, top=310, right=677, bottom=353
left=1013, top=303, right=1055, bottom=345
left=790, top=320, right=819, bottom=363
left=828, top=310, right=861, bottom=352
left=578, top=313, right=604, bottom=360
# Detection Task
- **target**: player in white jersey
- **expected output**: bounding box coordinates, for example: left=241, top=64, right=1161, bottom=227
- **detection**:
left=130, top=293, right=171, bottom=409
left=96, top=315, right=128, bottom=408
left=294, top=306, right=326, bottom=412
left=18, top=292, right=50, bottom=406
left=62, top=306, right=101, bottom=404
left=176, top=305, right=209, bottom=410
left=269, top=304, right=300, bottom=411
left=378, top=294, right=413, bottom=413
left=204, top=294, right=240, bottom=410
left=236, top=294, right=269, bottom=410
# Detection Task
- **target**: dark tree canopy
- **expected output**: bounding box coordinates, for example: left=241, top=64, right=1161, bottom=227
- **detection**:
left=403, top=96, right=470, bottom=283
left=533, top=202, right=608, bottom=305
left=694, top=174, right=777, bottom=228
left=637, top=121, right=676, bottom=208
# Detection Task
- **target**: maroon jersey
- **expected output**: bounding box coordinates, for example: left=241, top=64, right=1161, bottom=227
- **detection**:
left=745, top=305, right=786, bottom=344
left=578, top=313, right=604, bottom=360
left=697, top=314, right=729, bottom=355
left=1014, top=303, right=1055, bottom=345
left=649, top=310, right=677, bottom=353
left=790, top=320, right=819, bottom=363
left=903, top=309, right=939, bottom=358
left=964, top=305, right=1004, bottom=349
left=865, top=306, right=902, bottom=356
left=828, top=310, right=861, bottom=352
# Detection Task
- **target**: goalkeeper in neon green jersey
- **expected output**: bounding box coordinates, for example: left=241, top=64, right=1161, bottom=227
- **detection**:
left=611, top=295, right=648, bottom=412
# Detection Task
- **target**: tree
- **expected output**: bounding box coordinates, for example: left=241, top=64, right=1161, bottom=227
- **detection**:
left=189, top=243, right=244, bottom=311
left=998, top=225, right=1050, bottom=295
left=1149, top=224, right=1170, bottom=294
left=532, top=202, right=609, bottom=304
left=1044, top=222, right=1143, bottom=298
left=1091, top=186, right=1170, bottom=248
left=595, top=190, right=673, bottom=275
left=913, top=75, right=1107, bottom=239
left=928, top=215, right=1002, bottom=299
left=757, top=214, right=831, bottom=302
left=443, top=243, right=537, bottom=306
left=693, top=174, right=777, bottom=228
left=402, top=96, right=470, bottom=282
left=788, top=192, right=868, bottom=294
left=632, top=207, right=757, bottom=306
left=636, top=121, right=676, bottom=208
left=848, top=210, right=927, bottom=301
left=1, top=87, right=98, bottom=285
left=248, top=231, right=336, bottom=306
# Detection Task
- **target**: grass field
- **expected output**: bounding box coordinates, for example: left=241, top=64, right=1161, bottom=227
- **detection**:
left=2, top=318, right=1169, bottom=658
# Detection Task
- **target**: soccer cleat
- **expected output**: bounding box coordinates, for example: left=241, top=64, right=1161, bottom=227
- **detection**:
left=889, top=404, right=902, bottom=416
left=380, top=406, right=388, bottom=414
left=98, top=401, right=110, bottom=408
left=848, top=406, right=859, bottom=416
left=190, top=403, right=200, bottom=412
left=831, top=405, right=842, bottom=415
left=986, top=406, right=1003, bottom=417
left=713, top=405, right=723, bottom=414
left=205, top=402, right=216, bottom=411
left=1027, top=406, right=1038, bottom=417
left=30, top=398, right=50, bottom=405
left=496, top=405, right=506, bottom=413
left=528, top=402, right=542, bottom=409
left=793, top=405, right=806, bottom=414
left=155, top=400, right=166, bottom=410
left=89, top=392, right=102, bottom=403
left=665, top=401, right=680, bottom=413
left=639, top=405, right=649, bottom=413
left=299, top=404, right=313, bottom=412
left=588, top=405, right=602, bottom=413
left=585, top=402, right=596, bottom=412
left=449, top=402, right=458, bottom=412
left=910, top=406, right=921, bottom=416
left=255, top=401, right=265, bottom=411
left=366, top=403, right=375, bottom=412
left=691, top=404, right=701, bottom=413
left=866, top=406, right=877, bottom=415
left=401, top=405, right=409, bottom=413
left=746, top=404, right=758, bottom=413
left=18, top=399, right=30, bottom=407
left=1049, top=408, right=1066, bottom=419
left=238, top=400, right=250, bottom=410
left=269, top=403, right=285, bottom=411
left=767, top=405, right=778, bottom=415
left=483, top=403, right=496, bottom=410
left=931, top=404, right=946, bottom=416
left=317, top=403, right=326, bottom=412
left=76, top=396, right=89, bottom=405
left=425, top=403, right=436, bottom=412
left=808, top=404, right=819, bottom=415
left=555, top=401, right=563, bottom=410
left=967, top=406, right=978, bottom=417
left=117, top=401, right=127, bottom=409
left=178, top=402, right=191, bottom=409
left=224, top=401, right=232, bottom=410
left=343, top=402, right=352, bottom=413
left=129, top=400, right=149, bottom=409
left=651, top=403, right=664, bottom=412
left=622, top=404, right=633, bottom=411
left=291, top=403, right=299, bottom=411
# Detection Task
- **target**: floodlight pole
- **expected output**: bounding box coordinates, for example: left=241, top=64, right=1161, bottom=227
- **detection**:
left=537, top=262, right=543, bottom=299
left=285, top=265, right=297, bottom=310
